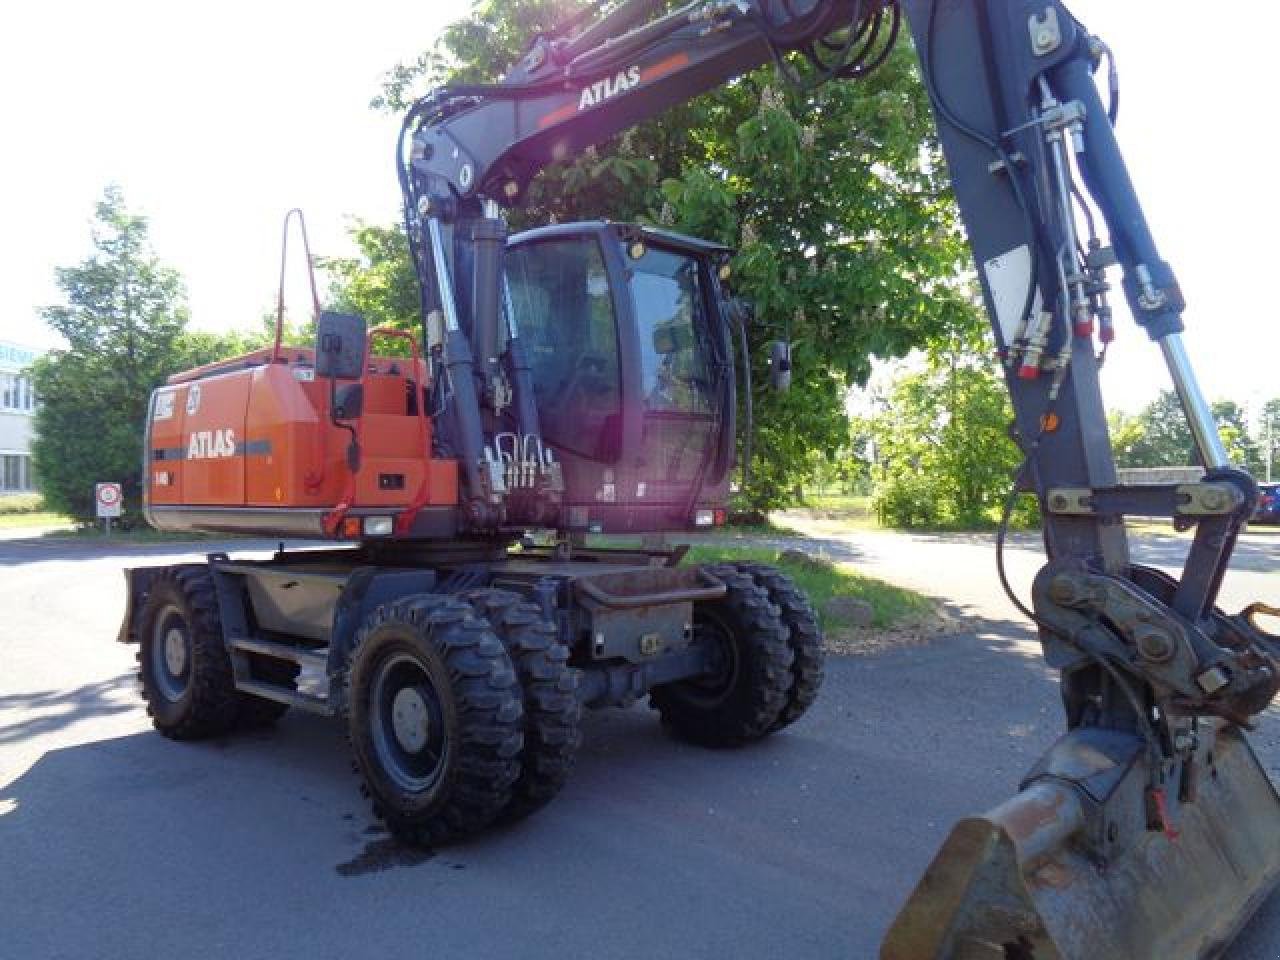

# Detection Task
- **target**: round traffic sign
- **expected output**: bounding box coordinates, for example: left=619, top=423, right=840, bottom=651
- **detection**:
left=95, top=482, right=123, bottom=518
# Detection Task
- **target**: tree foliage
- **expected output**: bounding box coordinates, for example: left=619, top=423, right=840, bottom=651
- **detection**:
left=1111, top=389, right=1263, bottom=475
left=330, top=0, right=978, bottom=510
left=1260, top=396, right=1280, bottom=482
left=32, top=188, right=265, bottom=525
left=861, top=326, right=1024, bottom=529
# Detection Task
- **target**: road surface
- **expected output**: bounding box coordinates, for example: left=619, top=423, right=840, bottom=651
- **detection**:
left=1, top=528, right=1277, bottom=959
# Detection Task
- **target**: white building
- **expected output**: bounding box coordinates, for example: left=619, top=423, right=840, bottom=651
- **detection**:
left=0, top=340, right=40, bottom=494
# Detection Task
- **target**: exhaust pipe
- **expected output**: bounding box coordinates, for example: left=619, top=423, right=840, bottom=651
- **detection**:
left=882, top=725, right=1280, bottom=959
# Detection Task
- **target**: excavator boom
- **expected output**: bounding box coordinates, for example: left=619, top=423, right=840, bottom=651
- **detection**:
left=399, top=1, right=1280, bottom=956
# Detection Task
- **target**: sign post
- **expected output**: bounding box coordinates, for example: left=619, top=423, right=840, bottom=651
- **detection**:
left=95, top=482, right=122, bottom=535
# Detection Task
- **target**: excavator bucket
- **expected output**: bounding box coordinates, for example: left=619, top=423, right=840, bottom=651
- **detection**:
left=882, top=725, right=1280, bottom=960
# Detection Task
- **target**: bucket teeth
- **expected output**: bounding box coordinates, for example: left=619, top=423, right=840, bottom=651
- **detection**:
left=882, top=725, right=1280, bottom=960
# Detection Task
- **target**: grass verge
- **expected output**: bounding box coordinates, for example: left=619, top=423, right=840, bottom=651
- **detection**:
left=0, top=494, right=46, bottom=515
left=681, top=543, right=937, bottom=632
left=41, top=525, right=230, bottom=542
left=0, top=510, right=73, bottom=529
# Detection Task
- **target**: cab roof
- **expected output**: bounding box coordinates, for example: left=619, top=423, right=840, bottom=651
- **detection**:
left=508, top=220, right=732, bottom=257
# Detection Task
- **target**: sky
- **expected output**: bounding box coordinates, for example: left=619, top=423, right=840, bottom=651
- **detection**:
left=2, top=1, right=1277, bottom=418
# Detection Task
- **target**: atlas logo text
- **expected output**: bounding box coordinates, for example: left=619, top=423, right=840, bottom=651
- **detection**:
left=579, top=66, right=641, bottom=110
left=188, top=429, right=237, bottom=459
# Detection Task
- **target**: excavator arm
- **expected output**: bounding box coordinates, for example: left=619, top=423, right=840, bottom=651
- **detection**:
left=401, top=3, right=1280, bottom=955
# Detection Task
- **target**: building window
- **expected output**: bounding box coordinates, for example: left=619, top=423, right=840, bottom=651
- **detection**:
left=1, top=454, right=34, bottom=492
left=0, top=373, right=35, bottom=412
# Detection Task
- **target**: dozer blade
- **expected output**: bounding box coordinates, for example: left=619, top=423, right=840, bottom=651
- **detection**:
left=882, top=725, right=1280, bottom=960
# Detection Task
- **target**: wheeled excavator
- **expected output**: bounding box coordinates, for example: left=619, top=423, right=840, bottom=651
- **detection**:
left=117, top=1, right=1280, bottom=956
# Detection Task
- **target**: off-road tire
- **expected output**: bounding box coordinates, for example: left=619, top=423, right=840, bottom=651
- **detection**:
left=467, top=589, right=582, bottom=822
left=650, top=564, right=794, bottom=746
left=137, top=565, right=240, bottom=740
left=346, top=594, right=523, bottom=846
left=735, top=563, right=824, bottom=730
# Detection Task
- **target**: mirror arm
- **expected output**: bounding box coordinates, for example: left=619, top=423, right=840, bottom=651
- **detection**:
left=327, top=375, right=362, bottom=474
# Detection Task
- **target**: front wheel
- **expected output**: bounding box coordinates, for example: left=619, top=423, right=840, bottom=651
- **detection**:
left=735, top=563, right=825, bottom=731
left=650, top=565, right=794, bottom=747
left=346, top=595, right=524, bottom=846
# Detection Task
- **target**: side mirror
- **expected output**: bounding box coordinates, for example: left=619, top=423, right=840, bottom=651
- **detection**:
left=332, top=383, right=364, bottom=421
left=768, top=340, right=792, bottom=392
left=314, top=311, right=366, bottom=380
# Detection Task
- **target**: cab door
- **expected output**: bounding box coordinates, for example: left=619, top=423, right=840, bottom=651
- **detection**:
left=627, top=244, right=725, bottom=513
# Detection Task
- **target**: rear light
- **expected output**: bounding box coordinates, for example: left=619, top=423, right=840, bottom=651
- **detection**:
left=363, top=516, right=394, bottom=536
left=714, top=508, right=727, bottom=526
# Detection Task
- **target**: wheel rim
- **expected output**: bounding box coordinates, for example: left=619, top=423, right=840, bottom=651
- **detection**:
left=151, top=604, right=192, bottom=703
left=370, top=651, right=448, bottom=793
left=685, top=608, right=740, bottom=707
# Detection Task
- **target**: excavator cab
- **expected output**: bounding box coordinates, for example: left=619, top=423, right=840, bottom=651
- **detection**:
left=503, top=221, right=739, bottom=532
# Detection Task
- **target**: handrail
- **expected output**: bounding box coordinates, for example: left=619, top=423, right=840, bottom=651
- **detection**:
left=575, top=569, right=726, bottom=609
left=275, top=208, right=322, bottom=364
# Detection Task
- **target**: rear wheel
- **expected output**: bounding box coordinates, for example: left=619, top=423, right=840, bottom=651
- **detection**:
left=736, top=563, right=824, bottom=730
left=650, top=565, right=794, bottom=746
left=137, top=565, right=239, bottom=739
left=346, top=595, right=524, bottom=846
left=467, top=589, right=582, bottom=822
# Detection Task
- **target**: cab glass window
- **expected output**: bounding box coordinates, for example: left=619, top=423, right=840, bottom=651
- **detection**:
left=504, top=236, right=622, bottom=461
left=630, top=247, right=714, bottom=417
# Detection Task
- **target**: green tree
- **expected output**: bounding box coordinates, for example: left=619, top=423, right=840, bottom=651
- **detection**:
left=1211, top=400, right=1263, bottom=476
left=1108, top=409, right=1148, bottom=467
left=865, top=328, right=1023, bottom=529
left=31, top=188, right=225, bottom=525
left=1113, top=390, right=1262, bottom=473
left=1259, top=397, right=1280, bottom=482
left=332, top=0, right=974, bottom=511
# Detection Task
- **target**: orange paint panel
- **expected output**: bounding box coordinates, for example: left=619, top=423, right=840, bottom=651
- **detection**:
left=354, top=458, right=427, bottom=507
left=147, top=386, right=185, bottom=505
left=180, top=372, right=248, bottom=505
left=538, top=103, right=579, bottom=130
left=150, top=345, right=458, bottom=521
left=245, top=365, right=324, bottom=506
left=360, top=413, right=428, bottom=459
left=425, top=459, right=459, bottom=506
left=640, top=53, right=690, bottom=82
left=364, top=374, right=409, bottom=416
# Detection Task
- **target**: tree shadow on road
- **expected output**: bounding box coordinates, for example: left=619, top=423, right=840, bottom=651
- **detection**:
left=0, top=673, right=137, bottom=745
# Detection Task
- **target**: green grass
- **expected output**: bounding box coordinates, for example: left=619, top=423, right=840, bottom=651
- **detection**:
left=681, top=543, right=936, bottom=630
left=41, top=525, right=230, bottom=542
left=787, top=494, right=880, bottom=530
left=0, top=510, right=72, bottom=529
left=0, top=494, right=49, bottom=516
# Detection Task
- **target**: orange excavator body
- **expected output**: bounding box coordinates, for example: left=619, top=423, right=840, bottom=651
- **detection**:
left=144, top=342, right=458, bottom=537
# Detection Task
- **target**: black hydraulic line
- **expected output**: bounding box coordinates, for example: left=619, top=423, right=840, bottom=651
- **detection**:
left=922, top=0, right=1041, bottom=342
left=558, top=0, right=668, bottom=61
left=566, top=1, right=704, bottom=76
left=734, top=305, right=755, bottom=494
left=839, top=3, right=898, bottom=78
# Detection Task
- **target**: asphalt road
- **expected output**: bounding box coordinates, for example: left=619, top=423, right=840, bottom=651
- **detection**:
left=1, top=528, right=1278, bottom=959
